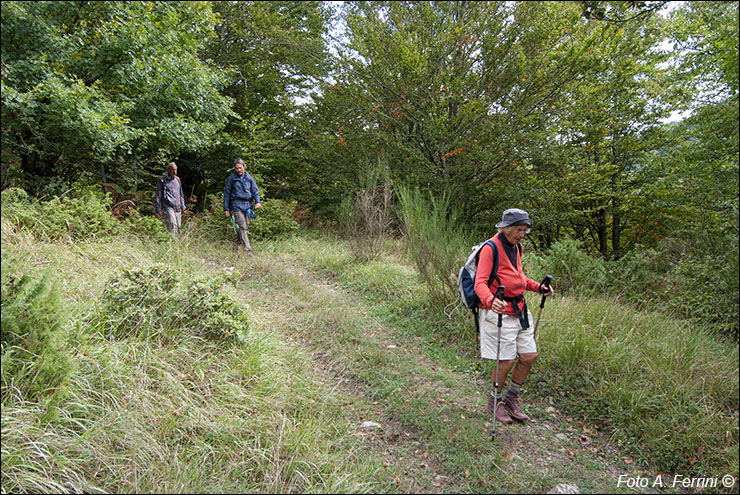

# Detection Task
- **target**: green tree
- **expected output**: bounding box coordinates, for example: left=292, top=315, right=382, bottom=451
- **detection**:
left=192, top=1, right=331, bottom=203
left=542, top=5, right=674, bottom=259
left=310, top=1, right=658, bottom=226
left=1, top=1, right=234, bottom=195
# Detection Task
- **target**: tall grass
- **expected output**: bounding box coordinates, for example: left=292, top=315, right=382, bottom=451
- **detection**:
left=396, top=186, right=470, bottom=310
left=3, top=192, right=738, bottom=491
left=534, top=296, right=739, bottom=476
left=1, top=221, right=389, bottom=493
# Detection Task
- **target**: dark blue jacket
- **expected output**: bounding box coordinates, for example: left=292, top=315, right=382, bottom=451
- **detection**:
left=224, top=172, right=260, bottom=213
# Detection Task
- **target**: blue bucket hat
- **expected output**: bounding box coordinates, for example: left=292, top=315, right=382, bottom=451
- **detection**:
left=495, top=208, right=532, bottom=228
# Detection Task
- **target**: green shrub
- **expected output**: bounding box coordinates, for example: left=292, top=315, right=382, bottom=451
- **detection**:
left=529, top=234, right=739, bottom=339
left=0, top=187, right=30, bottom=207
left=248, top=198, right=300, bottom=241
left=1, top=188, right=119, bottom=241
left=1, top=255, right=75, bottom=407
left=397, top=186, right=470, bottom=307
left=185, top=279, right=252, bottom=341
left=122, top=215, right=171, bottom=243
left=99, top=264, right=180, bottom=341
left=97, top=265, right=250, bottom=343
left=541, top=238, right=608, bottom=295
left=182, top=192, right=237, bottom=243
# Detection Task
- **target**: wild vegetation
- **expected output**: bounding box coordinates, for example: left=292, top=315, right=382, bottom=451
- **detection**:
left=1, top=192, right=738, bottom=493
left=1, top=1, right=738, bottom=493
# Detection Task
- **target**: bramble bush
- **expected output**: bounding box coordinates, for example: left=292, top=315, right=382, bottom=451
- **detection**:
left=247, top=198, right=300, bottom=241
left=122, top=215, right=172, bottom=244
left=526, top=236, right=739, bottom=338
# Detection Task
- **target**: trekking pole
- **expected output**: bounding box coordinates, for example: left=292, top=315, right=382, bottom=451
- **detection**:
left=533, top=275, right=553, bottom=340
left=490, top=285, right=506, bottom=441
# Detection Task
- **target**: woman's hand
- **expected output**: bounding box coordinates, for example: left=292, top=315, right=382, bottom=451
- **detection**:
left=492, top=298, right=507, bottom=313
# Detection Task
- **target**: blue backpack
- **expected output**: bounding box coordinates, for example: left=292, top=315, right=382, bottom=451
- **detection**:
left=458, top=240, right=500, bottom=310
left=457, top=238, right=521, bottom=334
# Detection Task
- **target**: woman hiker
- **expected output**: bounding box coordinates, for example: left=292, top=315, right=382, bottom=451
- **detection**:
left=475, top=208, right=555, bottom=424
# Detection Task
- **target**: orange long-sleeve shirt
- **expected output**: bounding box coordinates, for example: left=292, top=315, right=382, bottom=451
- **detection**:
left=474, top=233, right=540, bottom=313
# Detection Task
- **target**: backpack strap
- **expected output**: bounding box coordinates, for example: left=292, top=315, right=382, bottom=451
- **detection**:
left=473, top=240, right=500, bottom=337
left=485, top=240, right=500, bottom=289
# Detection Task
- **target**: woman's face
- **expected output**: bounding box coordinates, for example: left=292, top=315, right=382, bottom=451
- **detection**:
left=504, top=224, right=530, bottom=244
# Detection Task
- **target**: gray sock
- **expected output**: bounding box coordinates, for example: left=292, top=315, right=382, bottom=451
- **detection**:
left=505, top=380, right=523, bottom=399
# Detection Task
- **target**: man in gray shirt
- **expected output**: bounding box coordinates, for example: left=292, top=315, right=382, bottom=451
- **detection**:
left=154, top=162, right=186, bottom=238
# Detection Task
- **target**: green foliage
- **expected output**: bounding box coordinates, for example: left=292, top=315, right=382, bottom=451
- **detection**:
left=1, top=255, right=75, bottom=407
left=248, top=198, right=300, bottom=241
left=536, top=297, right=738, bottom=476
left=1, top=1, right=234, bottom=193
left=181, top=193, right=299, bottom=244
left=526, top=238, right=608, bottom=296
left=2, top=188, right=120, bottom=241
left=98, top=264, right=250, bottom=343
left=182, top=192, right=235, bottom=243
left=99, top=264, right=179, bottom=341
left=397, top=186, right=469, bottom=308
left=185, top=279, right=251, bottom=342
left=122, top=215, right=171, bottom=244
left=528, top=235, right=739, bottom=338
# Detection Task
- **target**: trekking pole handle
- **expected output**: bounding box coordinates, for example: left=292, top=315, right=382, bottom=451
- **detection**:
left=539, top=275, right=553, bottom=309
left=496, top=285, right=506, bottom=326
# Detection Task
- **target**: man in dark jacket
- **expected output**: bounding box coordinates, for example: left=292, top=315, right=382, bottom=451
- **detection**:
left=223, top=158, right=262, bottom=253
left=154, top=162, right=186, bottom=237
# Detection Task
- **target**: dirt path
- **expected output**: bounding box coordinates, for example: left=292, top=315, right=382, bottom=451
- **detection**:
left=231, top=253, right=658, bottom=494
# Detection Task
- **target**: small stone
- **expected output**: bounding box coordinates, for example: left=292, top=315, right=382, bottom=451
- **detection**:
left=546, top=406, right=557, bottom=414
left=360, top=421, right=381, bottom=430
left=547, top=483, right=579, bottom=494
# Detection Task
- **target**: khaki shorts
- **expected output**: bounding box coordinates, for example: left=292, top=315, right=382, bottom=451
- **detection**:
left=479, top=308, right=537, bottom=360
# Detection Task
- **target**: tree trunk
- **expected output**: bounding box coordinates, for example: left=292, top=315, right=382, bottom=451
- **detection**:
left=612, top=197, right=621, bottom=260
left=597, top=208, right=608, bottom=257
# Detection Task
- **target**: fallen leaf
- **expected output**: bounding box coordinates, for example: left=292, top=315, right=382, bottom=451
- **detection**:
left=624, top=458, right=632, bottom=464
left=689, top=456, right=698, bottom=464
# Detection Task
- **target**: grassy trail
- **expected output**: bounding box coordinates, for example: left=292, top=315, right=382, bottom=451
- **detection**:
left=230, top=238, right=649, bottom=493
left=3, top=225, right=735, bottom=493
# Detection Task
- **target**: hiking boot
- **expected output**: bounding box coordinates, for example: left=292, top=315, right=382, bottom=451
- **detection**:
left=487, top=395, right=513, bottom=424
left=503, top=393, right=530, bottom=421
